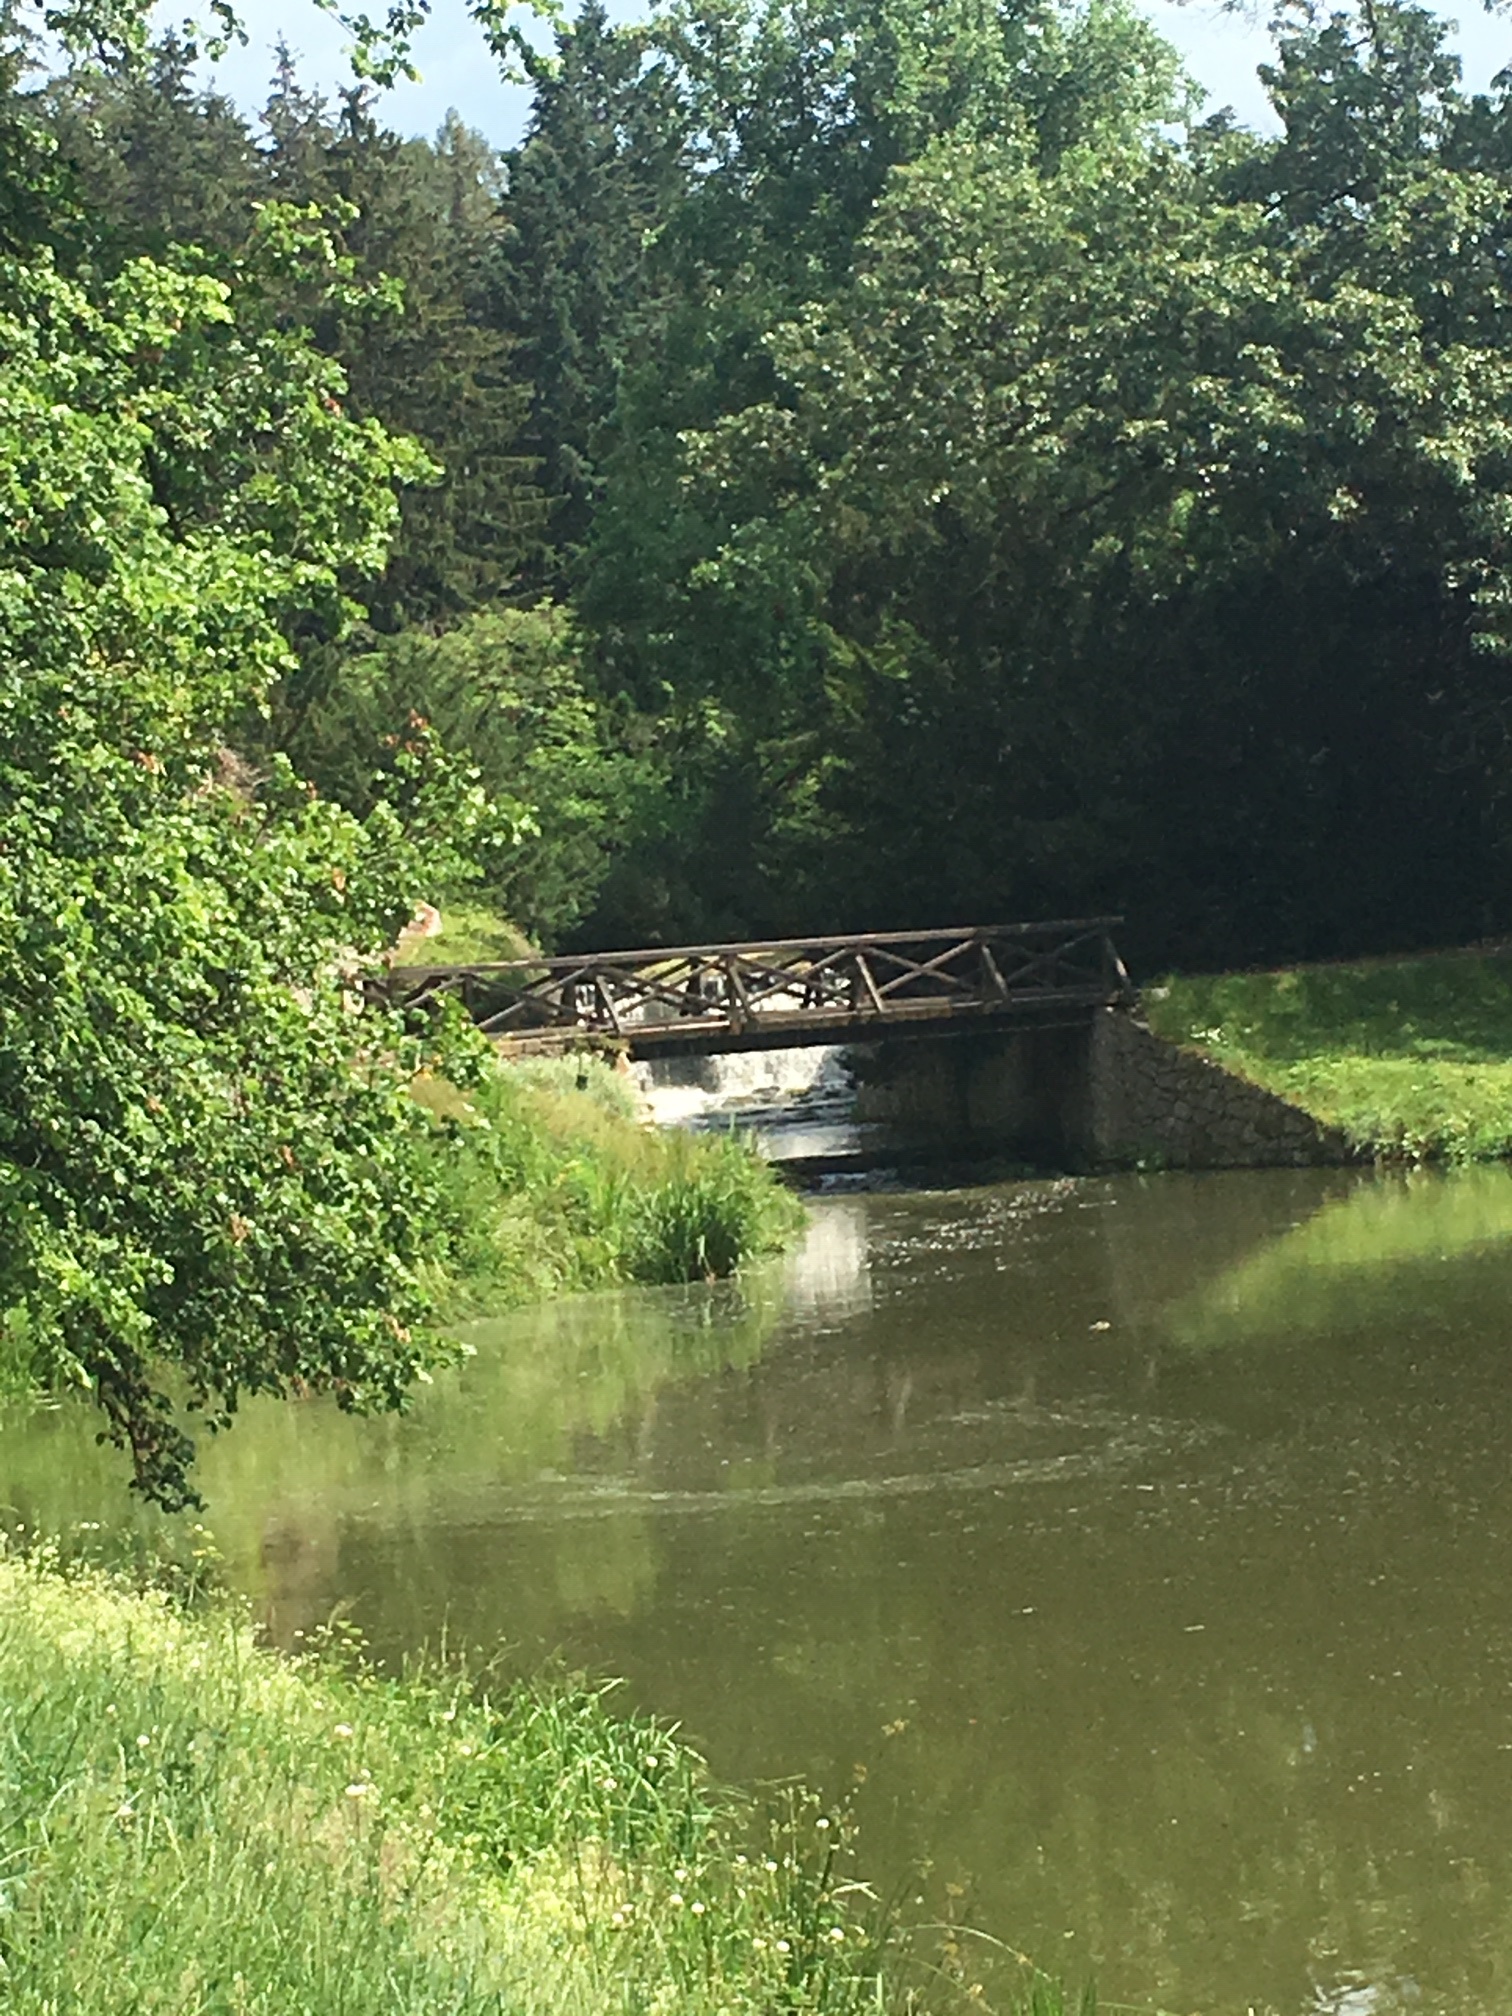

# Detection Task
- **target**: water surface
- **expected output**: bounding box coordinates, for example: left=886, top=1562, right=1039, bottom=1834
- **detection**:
left=9, top=1166, right=1512, bottom=2015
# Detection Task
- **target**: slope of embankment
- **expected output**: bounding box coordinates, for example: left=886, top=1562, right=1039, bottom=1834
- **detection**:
left=1143, top=948, right=1512, bottom=1161
left=0, top=1547, right=902, bottom=2015
left=420, top=1053, right=803, bottom=1311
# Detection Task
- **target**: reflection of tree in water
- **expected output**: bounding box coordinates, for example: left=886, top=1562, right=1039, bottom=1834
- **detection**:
left=13, top=1172, right=1512, bottom=2013
left=1163, top=1163, right=1512, bottom=1349
left=0, top=1264, right=794, bottom=1627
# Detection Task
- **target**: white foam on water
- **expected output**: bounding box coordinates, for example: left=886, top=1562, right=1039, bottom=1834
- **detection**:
left=630, top=1045, right=859, bottom=1158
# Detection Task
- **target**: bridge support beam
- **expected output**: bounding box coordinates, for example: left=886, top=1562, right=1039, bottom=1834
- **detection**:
left=849, top=1010, right=1349, bottom=1170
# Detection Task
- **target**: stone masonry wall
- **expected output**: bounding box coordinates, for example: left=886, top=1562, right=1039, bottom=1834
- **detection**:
left=1084, top=1008, right=1351, bottom=1169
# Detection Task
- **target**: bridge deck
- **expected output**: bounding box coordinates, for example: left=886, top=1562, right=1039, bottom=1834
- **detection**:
left=384, top=919, right=1134, bottom=1058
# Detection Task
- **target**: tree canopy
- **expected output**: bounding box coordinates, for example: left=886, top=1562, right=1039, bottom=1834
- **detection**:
left=0, top=65, right=493, bottom=1503
left=9, top=0, right=1512, bottom=1492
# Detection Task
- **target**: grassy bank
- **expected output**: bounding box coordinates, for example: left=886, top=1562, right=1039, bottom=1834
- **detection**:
left=0, top=1546, right=908, bottom=2014
left=394, top=899, right=535, bottom=967
left=423, top=1054, right=804, bottom=1310
left=1143, top=947, right=1512, bottom=1160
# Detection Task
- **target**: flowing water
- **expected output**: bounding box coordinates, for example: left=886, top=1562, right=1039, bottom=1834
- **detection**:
left=9, top=1164, right=1512, bottom=2015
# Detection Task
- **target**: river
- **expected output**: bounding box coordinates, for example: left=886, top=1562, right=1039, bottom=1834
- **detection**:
left=7, top=1164, right=1512, bottom=2015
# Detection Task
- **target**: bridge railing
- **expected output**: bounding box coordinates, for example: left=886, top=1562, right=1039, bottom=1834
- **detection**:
left=383, top=918, right=1134, bottom=1051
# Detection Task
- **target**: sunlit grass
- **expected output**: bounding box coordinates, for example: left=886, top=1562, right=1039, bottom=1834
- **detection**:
left=420, top=1056, right=805, bottom=1311
left=1144, top=949, right=1512, bottom=1160
left=392, top=897, right=534, bottom=967
left=0, top=1545, right=918, bottom=2015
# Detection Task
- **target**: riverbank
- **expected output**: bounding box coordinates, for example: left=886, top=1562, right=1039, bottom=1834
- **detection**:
left=0, top=1546, right=906, bottom=2014
left=1144, top=947, right=1512, bottom=1160
left=423, top=1052, right=804, bottom=1310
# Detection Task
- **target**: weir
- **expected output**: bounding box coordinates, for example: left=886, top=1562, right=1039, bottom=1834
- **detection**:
left=632, top=1015, right=1347, bottom=1174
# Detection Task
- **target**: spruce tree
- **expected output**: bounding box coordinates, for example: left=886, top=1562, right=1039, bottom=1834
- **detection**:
left=494, top=0, right=690, bottom=583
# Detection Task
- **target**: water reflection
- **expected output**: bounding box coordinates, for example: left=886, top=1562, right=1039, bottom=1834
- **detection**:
left=1169, top=1163, right=1512, bottom=1344
left=9, top=1168, right=1512, bottom=2014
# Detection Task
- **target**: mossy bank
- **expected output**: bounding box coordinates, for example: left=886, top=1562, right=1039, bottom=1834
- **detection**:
left=1144, top=947, right=1512, bottom=1162
left=0, top=1545, right=912, bottom=2015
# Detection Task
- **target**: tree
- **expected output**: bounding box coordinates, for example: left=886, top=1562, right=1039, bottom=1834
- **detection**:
left=0, top=208, right=492, bottom=1507
left=293, top=603, right=646, bottom=946
left=46, top=43, right=545, bottom=631
left=42, top=33, right=263, bottom=266
left=494, top=0, right=691, bottom=583
left=570, top=0, right=1512, bottom=963
left=570, top=0, right=1195, bottom=943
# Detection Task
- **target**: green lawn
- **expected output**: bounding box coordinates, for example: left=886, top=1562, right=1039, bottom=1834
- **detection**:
left=1142, top=947, right=1512, bottom=1160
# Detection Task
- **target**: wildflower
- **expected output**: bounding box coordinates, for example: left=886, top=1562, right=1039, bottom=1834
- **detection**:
left=344, top=1781, right=373, bottom=1799
left=644, top=1754, right=659, bottom=1770
left=815, top=1816, right=830, bottom=1831
left=764, top=1858, right=779, bottom=1872
left=668, top=1893, right=684, bottom=1908
left=690, top=1901, right=706, bottom=1916
left=600, top=1775, right=617, bottom=1791
left=135, top=1734, right=151, bottom=1750
left=828, top=1927, right=846, bottom=1942
left=332, top=1723, right=354, bottom=1740
left=775, top=1939, right=791, bottom=1954
left=675, top=1867, right=688, bottom=1881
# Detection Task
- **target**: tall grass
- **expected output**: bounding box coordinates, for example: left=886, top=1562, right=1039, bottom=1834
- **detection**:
left=0, top=1544, right=917, bottom=2015
left=1145, top=949, right=1512, bottom=1160
left=418, top=1056, right=804, bottom=1312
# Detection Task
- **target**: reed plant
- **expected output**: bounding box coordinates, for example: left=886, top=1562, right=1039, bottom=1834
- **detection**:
left=0, top=1543, right=914, bottom=2015
left=419, top=1057, right=804, bottom=1311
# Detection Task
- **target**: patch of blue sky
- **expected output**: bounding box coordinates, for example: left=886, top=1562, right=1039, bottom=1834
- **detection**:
left=171, top=0, right=1510, bottom=148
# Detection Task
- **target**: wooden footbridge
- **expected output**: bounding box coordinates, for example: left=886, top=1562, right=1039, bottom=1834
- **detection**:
left=383, top=918, right=1134, bottom=1059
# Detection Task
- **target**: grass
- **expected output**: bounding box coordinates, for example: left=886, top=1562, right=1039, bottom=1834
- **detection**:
left=393, top=898, right=535, bottom=967
left=419, top=1053, right=805, bottom=1311
left=0, top=1542, right=915, bottom=2015
left=1142, top=947, right=1512, bottom=1160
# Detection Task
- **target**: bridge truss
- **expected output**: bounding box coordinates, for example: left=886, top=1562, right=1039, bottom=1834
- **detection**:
left=383, top=919, right=1135, bottom=1057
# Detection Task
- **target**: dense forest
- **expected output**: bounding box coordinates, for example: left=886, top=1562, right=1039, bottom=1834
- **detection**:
left=6, top=0, right=1512, bottom=1493
left=24, top=0, right=1512, bottom=972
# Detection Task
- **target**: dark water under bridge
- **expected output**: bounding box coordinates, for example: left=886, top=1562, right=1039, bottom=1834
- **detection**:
left=384, top=919, right=1135, bottom=1059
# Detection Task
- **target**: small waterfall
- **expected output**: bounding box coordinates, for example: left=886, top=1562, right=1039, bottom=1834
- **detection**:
left=630, top=1044, right=879, bottom=1172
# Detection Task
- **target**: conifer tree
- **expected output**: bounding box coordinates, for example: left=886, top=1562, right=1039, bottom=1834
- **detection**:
left=494, top=0, right=690, bottom=582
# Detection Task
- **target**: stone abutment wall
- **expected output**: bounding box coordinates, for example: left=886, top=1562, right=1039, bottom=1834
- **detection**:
left=1081, top=1009, right=1350, bottom=1168
left=849, top=1009, right=1351, bottom=1170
